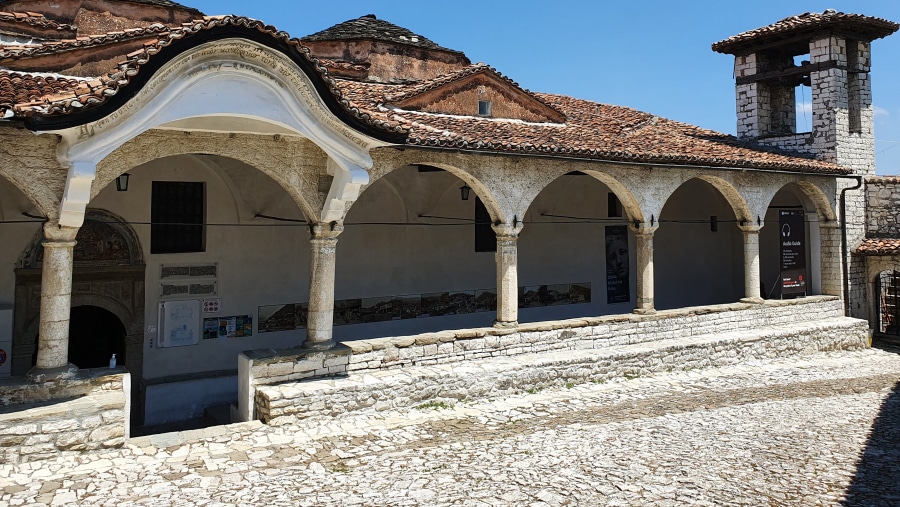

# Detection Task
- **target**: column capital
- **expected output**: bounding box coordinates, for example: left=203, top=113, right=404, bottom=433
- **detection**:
left=738, top=224, right=763, bottom=234
left=491, top=223, right=522, bottom=239
left=629, top=223, right=658, bottom=236
left=42, top=222, right=79, bottom=243
left=309, top=221, right=344, bottom=241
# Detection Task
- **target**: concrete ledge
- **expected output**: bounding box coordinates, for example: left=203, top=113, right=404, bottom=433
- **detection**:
left=256, top=316, right=867, bottom=426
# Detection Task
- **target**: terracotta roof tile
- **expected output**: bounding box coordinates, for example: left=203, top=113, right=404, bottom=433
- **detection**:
left=0, top=71, right=93, bottom=116
left=0, top=16, right=403, bottom=135
left=303, top=14, right=464, bottom=56
left=0, top=22, right=170, bottom=60
left=0, top=10, right=75, bottom=33
left=712, top=10, right=899, bottom=54
left=856, top=238, right=900, bottom=256
left=335, top=78, right=848, bottom=174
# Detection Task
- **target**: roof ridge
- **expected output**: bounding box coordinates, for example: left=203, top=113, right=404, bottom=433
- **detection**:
left=6, top=15, right=405, bottom=137
left=302, top=14, right=464, bottom=56
left=383, top=63, right=564, bottom=120
left=0, top=22, right=171, bottom=60
left=0, top=10, right=75, bottom=32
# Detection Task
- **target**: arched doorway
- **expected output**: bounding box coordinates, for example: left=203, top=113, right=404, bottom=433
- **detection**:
left=67, top=306, right=126, bottom=369
left=876, top=270, right=900, bottom=337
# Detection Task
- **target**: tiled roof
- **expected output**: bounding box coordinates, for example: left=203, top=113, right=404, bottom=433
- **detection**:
left=0, top=0, right=202, bottom=16
left=303, top=14, right=464, bottom=56
left=713, top=10, right=899, bottom=54
left=0, top=10, right=75, bottom=33
left=0, top=23, right=170, bottom=60
left=856, top=238, right=900, bottom=256
left=0, top=15, right=404, bottom=138
left=335, top=78, right=848, bottom=174
left=0, top=12, right=854, bottom=174
left=0, top=71, right=96, bottom=115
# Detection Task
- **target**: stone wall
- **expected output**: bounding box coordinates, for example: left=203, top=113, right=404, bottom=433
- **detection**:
left=239, top=296, right=847, bottom=422
left=253, top=305, right=866, bottom=426
left=866, top=176, right=900, bottom=237
left=0, top=368, right=130, bottom=463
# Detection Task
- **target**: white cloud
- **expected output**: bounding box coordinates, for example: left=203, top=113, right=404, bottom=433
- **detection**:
left=874, top=105, right=889, bottom=117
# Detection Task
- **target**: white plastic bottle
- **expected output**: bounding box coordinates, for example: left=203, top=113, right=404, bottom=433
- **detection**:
left=109, top=353, right=117, bottom=369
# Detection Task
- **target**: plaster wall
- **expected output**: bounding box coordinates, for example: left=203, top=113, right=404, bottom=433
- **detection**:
left=0, top=177, right=43, bottom=312
left=88, top=155, right=312, bottom=384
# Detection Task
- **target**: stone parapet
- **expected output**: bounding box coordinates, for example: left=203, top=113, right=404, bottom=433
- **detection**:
left=240, top=297, right=848, bottom=423
left=0, top=368, right=130, bottom=463
left=255, top=315, right=867, bottom=426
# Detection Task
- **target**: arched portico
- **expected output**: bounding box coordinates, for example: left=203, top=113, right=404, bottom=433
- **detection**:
left=655, top=178, right=749, bottom=309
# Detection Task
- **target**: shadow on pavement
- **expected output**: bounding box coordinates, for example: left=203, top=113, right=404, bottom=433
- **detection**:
left=842, top=342, right=900, bottom=506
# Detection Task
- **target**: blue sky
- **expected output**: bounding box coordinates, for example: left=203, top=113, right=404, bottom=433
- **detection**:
left=188, top=1, right=900, bottom=174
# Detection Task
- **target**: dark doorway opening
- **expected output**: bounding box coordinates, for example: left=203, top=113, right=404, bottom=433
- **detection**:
left=67, top=306, right=126, bottom=369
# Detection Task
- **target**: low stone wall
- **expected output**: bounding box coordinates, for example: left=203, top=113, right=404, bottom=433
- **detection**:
left=239, top=296, right=847, bottom=422
left=343, top=296, right=843, bottom=372
left=0, top=368, right=130, bottom=463
left=255, top=315, right=868, bottom=425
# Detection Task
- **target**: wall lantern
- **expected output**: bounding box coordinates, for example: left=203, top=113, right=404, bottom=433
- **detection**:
left=460, top=183, right=472, bottom=201
left=115, top=173, right=131, bottom=192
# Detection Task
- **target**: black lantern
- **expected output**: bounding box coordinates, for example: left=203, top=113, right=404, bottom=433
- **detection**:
left=115, top=173, right=131, bottom=192
left=460, top=183, right=471, bottom=201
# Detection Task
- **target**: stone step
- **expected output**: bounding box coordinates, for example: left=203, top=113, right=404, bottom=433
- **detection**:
left=255, top=316, right=869, bottom=426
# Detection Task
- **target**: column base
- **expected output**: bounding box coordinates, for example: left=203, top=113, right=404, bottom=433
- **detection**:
left=493, top=320, right=518, bottom=329
left=740, top=297, right=765, bottom=304
left=302, top=339, right=336, bottom=351
left=26, top=363, right=79, bottom=383
left=633, top=308, right=656, bottom=315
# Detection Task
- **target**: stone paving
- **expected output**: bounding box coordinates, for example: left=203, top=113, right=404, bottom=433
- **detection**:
left=2, top=345, right=899, bottom=506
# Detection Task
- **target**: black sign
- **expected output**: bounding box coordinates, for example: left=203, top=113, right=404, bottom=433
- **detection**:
left=605, top=225, right=630, bottom=304
left=779, top=210, right=806, bottom=296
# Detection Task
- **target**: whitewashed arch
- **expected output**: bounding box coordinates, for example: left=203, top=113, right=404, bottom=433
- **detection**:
left=50, top=38, right=391, bottom=227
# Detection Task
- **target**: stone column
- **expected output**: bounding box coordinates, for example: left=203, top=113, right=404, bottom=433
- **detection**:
left=630, top=224, right=657, bottom=314
left=740, top=224, right=764, bottom=303
left=29, top=223, right=79, bottom=379
left=493, top=224, right=520, bottom=328
left=303, top=222, right=343, bottom=350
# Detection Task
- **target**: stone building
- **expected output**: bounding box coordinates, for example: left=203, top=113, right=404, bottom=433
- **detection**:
left=0, top=0, right=898, bottom=447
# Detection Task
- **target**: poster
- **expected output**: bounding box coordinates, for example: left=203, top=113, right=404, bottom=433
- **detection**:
left=203, top=315, right=253, bottom=339
left=158, top=300, right=201, bottom=348
left=605, top=225, right=631, bottom=304
left=780, top=210, right=807, bottom=297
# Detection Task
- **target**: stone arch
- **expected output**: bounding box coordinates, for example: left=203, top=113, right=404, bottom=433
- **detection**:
left=95, top=131, right=323, bottom=222
left=70, top=294, right=138, bottom=336
left=18, top=209, right=143, bottom=269
left=772, top=181, right=837, bottom=222
left=522, top=169, right=645, bottom=224
left=360, top=161, right=506, bottom=224
left=692, top=175, right=753, bottom=223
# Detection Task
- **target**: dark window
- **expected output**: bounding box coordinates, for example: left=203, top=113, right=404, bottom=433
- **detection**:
left=608, top=192, right=622, bottom=218
left=478, top=100, right=492, bottom=116
left=151, top=181, right=205, bottom=254
left=475, top=197, right=496, bottom=252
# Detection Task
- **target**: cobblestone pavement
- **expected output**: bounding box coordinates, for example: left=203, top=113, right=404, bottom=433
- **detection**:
left=2, top=345, right=900, bottom=507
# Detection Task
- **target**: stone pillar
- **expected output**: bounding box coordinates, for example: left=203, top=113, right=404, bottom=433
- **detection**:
left=630, top=225, right=657, bottom=314
left=29, top=223, right=79, bottom=379
left=303, top=222, right=342, bottom=350
left=740, top=225, right=764, bottom=303
left=493, top=224, right=520, bottom=328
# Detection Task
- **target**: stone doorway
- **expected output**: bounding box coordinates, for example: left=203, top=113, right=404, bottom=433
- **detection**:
left=67, top=306, right=127, bottom=370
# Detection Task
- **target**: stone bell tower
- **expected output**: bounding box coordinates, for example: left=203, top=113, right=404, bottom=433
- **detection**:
left=714, top=11, right=898, bottom=318
left=712, top=10, right=898, bottom=175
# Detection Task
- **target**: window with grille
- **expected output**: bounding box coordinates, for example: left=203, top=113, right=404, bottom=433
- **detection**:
left=151, top=181, right=205, bottom=254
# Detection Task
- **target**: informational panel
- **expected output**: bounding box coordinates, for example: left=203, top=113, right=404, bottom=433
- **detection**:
left=605, top=225, right=631, bottom=304
left=158, top=300, right=201, bottom=348
left=780, top=210, right=807, bottom=297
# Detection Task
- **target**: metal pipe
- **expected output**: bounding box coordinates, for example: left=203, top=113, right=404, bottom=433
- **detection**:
left=840, top=175, right=864, bottom=316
